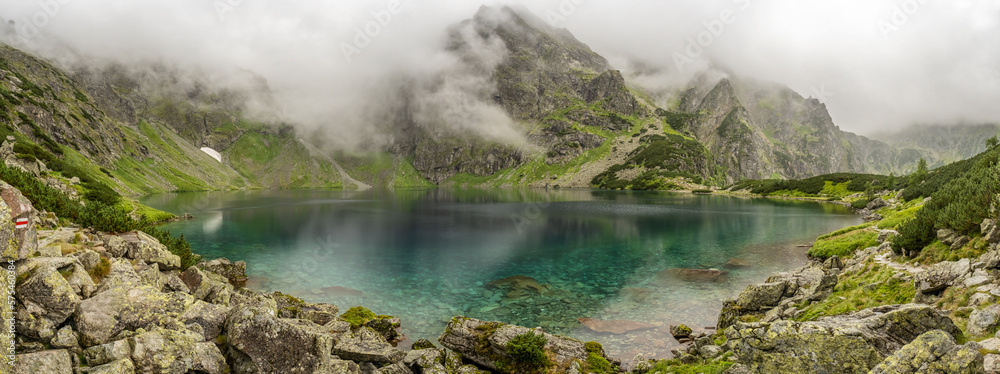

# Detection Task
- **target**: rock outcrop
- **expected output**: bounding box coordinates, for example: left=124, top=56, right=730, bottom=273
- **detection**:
left=725, top=304, right=961, bottom=373
left=869, top=330, right=983, bottom=374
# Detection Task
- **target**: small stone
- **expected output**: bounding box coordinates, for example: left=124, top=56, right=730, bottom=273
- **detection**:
left=670, top=324, right=693, bottom=339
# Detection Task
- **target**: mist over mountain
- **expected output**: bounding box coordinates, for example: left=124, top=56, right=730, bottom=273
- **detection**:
left=0, top=1, right=997, bottom=192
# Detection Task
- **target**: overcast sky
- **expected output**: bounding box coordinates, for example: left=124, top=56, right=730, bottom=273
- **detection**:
left=0, top=0, right=997, bottom=135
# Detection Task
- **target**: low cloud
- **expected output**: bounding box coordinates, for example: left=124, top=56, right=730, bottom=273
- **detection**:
left=0, top=0, right=997, bottom=138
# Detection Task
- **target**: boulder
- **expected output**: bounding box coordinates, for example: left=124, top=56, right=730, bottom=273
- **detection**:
left=180, top=266, right=233, bottom=306
left=105, top=231, right=181, bottom=270
left=225, top=305, right=340, bottom=373
left=83, top=339, right=132, bottom=366
left=438, top=317, right=614, bottom=372
left=733, top=282, right=786, bottom=311
left=50, top=326, right=79, bottom=349
left=74, top=285, right=194, bottom=346
left=968, top=305, right=1000, bottom=337
left=329, top=359, right=362, bottom=374
left=14, top=349, right=71, bottom=374
left=670, top=324, right=693, bottom=339
left=136, top=262, right=163, bottom=290
left=331, top=326, right=405, bottom=363
left=160, top=270, right=189, bottom=293
left=938, top=229, right=960, bottom=246
left=0, top=181, right=38, bottom=260
left=877, top=230, right=899, bottom=244
left=64, top=262, right=97, bottom=298
left=15, top=261, right=82, bottom=342
left=78, top=359, right=135, bottom=374
left=377, top=363, right=414, bottom=374
left=273, top=292, right=340, bottom=326
left=94, top=259, right=143, bottom=294
left=180, top=300, right=230, bottom=341
left=984, top=219, right=1000, bottom=244
left=866, top=198, right=888, bottom=211
left=656, top=268, right=728, bottom=284
left=577, top=318, right=655, bottom=334
left=197, top=257, right=248, bottom=287
left=869, top=330, right=983, bottom=373
left=915, top=259, right=971, bottom=294
left=725, top=304, right=960, bottom=374
left=129, top=328, right=228, bottom=374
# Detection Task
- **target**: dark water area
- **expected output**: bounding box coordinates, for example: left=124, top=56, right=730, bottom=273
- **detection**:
left=141, top=188, right=859, bottom=360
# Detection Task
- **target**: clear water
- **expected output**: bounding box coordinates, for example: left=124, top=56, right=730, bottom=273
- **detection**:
left=140, top=189, right=859, bottom=360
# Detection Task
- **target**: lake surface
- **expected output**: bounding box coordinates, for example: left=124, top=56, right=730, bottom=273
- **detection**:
left=140, top=189, right=859, bottom=360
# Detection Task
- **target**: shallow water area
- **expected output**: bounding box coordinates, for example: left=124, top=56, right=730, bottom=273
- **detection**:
left=141, top=188, right=860, bottom=360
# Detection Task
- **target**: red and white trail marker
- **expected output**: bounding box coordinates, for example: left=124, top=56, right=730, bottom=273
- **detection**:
left=14, top=218, right=29, bottom=229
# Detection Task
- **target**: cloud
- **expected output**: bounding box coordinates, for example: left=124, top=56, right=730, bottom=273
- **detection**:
left=0, top=0, right=997, bottom=137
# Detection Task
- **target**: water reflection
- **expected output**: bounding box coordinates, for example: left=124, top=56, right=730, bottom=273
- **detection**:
left=141, top=189, right=859, bottom=360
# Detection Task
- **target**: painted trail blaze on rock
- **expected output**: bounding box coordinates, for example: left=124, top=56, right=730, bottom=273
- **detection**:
left=0, top=181, right=37, bottom=260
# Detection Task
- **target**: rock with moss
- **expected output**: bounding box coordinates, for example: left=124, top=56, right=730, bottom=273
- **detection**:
left=14, top=349, right=71, bottom=374
left=719, top=263, right=837, bottom=330
left=74, top=285, right=194, bottom=346
left=225, top=305, right=341, bottom=373
left=0, top=180, right=38, bottom=260
left=438, top=317, right=616, bottom=373
left=14, top=259, right=82, bottom=342
left=725, top=304, right=960, bottom=373
left=669, top=324, right=692, bottom=339
left=274, top=292, right=340, bottom=326
left=128, top=327, right=228, bottom=374
left=869, top=329, right=983, bottom=374
left=94, top=258, right=143, bottom=294
left=331, top=326, right=405, bottom=364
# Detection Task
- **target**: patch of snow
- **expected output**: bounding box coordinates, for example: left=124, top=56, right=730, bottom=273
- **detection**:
left=200, top=147, right=223, bottom=163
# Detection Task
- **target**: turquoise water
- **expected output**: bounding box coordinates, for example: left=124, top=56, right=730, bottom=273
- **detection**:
left=140, top=189, right=859, bottom=360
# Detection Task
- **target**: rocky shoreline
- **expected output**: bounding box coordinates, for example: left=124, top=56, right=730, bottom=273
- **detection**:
left=3, top=178, right=996, bottom=373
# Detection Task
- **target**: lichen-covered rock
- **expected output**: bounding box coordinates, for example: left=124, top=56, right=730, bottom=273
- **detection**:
left=50, top=326, right=79, bottom=349
left=94, top=259, right=143, bottom=294
left=180, top=266, right=232, bottom=306
left=968, top=305, right=1000, bottom=337
left=916, top=259, right=972, bottom=294
left=129, top=327, right=228, bottom=374
left=725, top=304, right=960, bottom=374
left=331, top=326, right=405, bottom=364
left=74, top=285, right=194, bottom=346
left=869, top=329, right=984, bottom=374
left=180, top=300, right=229, bottom=342
left=64, top=262, right=97, bottom=298
left=330, top=359, right=362, bottom=374
left=0, top=181, right=38, bottom=260
left=225, top=305, right=339, bottom=373
left=79, top=359, right=135, bottom=374
left=83, top=339, right=132, bottom=366
left=983, top=219, right=1000, bottom=244
left=734, top=282, right=786, bottom=311
left=14, top=349, right=71, bottom=374
left=196, top=257, right=248, bottom=287
left=14, top=260, right=82, bottom=342
left=273, top=292, right=340, bottom=326
left=377, top=363, right=414, bottom=374
left=438, top=317, right=614, bottom=373
left=106, top=231, right=181, bottom=270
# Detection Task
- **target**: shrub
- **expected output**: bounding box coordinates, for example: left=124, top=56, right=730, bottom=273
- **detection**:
left=892, top=215, right=936, bottom=255
left=502, top=332, right=551, bottom=374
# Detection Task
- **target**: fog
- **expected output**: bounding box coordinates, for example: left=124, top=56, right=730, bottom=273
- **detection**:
left=0, top=0, right=997, bottom=138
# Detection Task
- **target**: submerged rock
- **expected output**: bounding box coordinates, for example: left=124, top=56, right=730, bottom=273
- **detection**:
left=487, top=275, right=551, bottom=294
left=724, top=258, right=751, bottom=269
left=655, top=268, right=728, bottom=284
left=577, top=318, right=655, bottom=334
